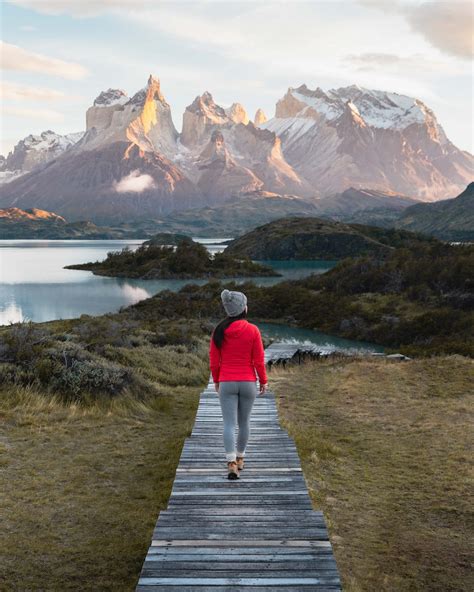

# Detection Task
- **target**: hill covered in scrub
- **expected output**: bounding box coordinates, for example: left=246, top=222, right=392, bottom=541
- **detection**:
left=226, top=217, right=435, bottom=260
left=395, top=182, right=474, bottom=241
left=0, top=207, right=140, bottom=239
left=134, top=242, right=473, bottom=356
left=66, top=237, right=278, bottom=279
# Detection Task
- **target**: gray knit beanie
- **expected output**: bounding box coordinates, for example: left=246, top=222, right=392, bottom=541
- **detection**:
left=221, top=289, right=247, bottom=317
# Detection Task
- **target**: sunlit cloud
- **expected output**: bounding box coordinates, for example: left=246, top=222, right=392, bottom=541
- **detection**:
left=1, top=41, right=88, bottom=79
left=1, top=80, right=66, bottom=101
left=359, top=0, right=473, bottom=59
left=113, top=169, right=156, bottom=193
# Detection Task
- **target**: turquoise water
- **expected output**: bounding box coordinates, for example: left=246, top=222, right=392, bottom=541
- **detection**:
left=259, top=322, right=383, bottom=354
left=0, top=240, right=336, bottom=325
left=0, top=239, right=380, bottom=353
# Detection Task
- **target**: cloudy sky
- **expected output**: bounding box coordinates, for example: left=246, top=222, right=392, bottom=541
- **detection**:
left=1, top=0, right=473, bottom=155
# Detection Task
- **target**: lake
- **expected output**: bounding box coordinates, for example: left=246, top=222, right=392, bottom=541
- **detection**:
left=0, top=239, right=380, bottom=353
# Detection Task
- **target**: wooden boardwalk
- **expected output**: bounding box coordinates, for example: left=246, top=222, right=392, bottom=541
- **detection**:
left=136, top=350, right=341, bottom=591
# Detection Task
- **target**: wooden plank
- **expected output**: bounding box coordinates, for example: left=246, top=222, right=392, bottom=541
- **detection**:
left=135, top=344, right=341, bottom=591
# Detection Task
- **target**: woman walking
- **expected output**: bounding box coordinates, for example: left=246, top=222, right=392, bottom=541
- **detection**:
left=209, top=289, right=268, bottom=480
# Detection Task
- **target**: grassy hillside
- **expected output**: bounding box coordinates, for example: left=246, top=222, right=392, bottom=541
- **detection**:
left=0, top=304, right=213, bottom=589
left=1, top=384, right=200, bottom=591
left=66, top=238, right=278, bottom=279
left=226, top=217, right=434, bottom=260
left=395, top=183, right=474, bottom=241
left=271, top=356, right=473, bottom=592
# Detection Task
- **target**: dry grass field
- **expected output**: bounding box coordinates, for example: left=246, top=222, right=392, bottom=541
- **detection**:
left=271, top=355, right=473, bottom=592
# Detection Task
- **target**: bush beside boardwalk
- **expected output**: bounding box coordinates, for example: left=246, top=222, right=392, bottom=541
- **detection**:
left=0, top=315, right=210, bottom=590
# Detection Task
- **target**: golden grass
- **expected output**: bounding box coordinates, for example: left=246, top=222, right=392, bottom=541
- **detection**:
left=0, top=384, right=202, bottom=591
left=270, top=355, right=473, bottom=592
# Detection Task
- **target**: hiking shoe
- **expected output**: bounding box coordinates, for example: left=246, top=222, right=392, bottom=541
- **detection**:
left=236, top=456, right=244, bottom=471
left=227, top=461, right=239, bottom=480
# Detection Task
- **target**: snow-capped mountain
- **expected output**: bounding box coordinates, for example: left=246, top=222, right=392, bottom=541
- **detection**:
left=0, top=129, right=84, bottom=184
left=0, top=76, right=472, bottom=222
left=260, top=84, right=472, bottom=200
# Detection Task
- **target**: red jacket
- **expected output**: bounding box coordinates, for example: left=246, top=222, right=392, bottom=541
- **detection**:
left=209, top=320, right=268, bottom=384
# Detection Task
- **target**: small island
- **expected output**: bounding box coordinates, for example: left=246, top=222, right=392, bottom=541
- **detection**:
left=65, top=235, right=279, bottom=279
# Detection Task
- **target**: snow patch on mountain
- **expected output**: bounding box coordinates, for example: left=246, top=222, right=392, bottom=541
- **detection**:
left=286, top=84, right=447, bottom=139
left=93, top=88, right=128, bottom=107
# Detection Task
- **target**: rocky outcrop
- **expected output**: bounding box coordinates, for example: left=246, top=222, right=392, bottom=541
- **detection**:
left=196, top=130, right=262, bottom=200
left=83, top=75, right=178, bottom=156
left=0, top=207, right=66, bottom=222
left=231, top=123, right=313, bottom=197
left=181, top=92, right=230, bottom=148
left=225, top=103, right=249, bottom=125
left=254, top=108, right=267, bottom=126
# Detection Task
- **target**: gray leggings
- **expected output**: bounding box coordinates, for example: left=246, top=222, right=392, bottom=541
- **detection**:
left=218, top=381, right=258, bottom=462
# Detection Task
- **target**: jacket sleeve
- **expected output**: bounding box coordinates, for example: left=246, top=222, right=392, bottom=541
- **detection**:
left=209, top=334, right=221, bottom=383
left=252, top=327, right=268, bottom=385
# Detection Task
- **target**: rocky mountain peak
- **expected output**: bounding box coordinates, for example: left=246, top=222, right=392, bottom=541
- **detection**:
left=93, top=88, right=128, bottom=108
left=0, top=129, right=84, bottom=178
left=254, top=108, right=268, bottom=126
left=187, top=92, right=227, bottom=119
left=225, top=103, right=249, bottom=125
left=181, top=92, right=230, bottom=148
left=145, top=74, right=166, bottom=103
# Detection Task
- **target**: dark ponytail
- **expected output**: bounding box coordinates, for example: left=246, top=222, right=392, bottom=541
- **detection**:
left=212, top=310, right=247, bottom=348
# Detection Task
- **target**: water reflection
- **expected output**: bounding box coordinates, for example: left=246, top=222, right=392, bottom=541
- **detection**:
left=0, top=239, right=336, bottom=325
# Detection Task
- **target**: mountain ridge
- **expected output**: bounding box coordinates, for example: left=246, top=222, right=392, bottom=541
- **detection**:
left=0, top=75, right=472, bottom=223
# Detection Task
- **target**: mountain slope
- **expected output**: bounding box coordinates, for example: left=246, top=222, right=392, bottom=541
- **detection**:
left=260, top=84, right=473, bottom=200
left=0, top=130, right=84, bottom=184
left=395, top=182, right=474, bottom=241
left=0, top=77, right=472, bottom=223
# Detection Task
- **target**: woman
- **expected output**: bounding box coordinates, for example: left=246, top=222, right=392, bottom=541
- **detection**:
left=209, top=289, right=268, bottom=480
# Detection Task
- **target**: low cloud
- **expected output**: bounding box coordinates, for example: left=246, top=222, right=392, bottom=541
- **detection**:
left=1, top=41, right=88, bottom=79
left=1, top=80, right=65, bottom=101
left=113, top=169, right=155, bottom=193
